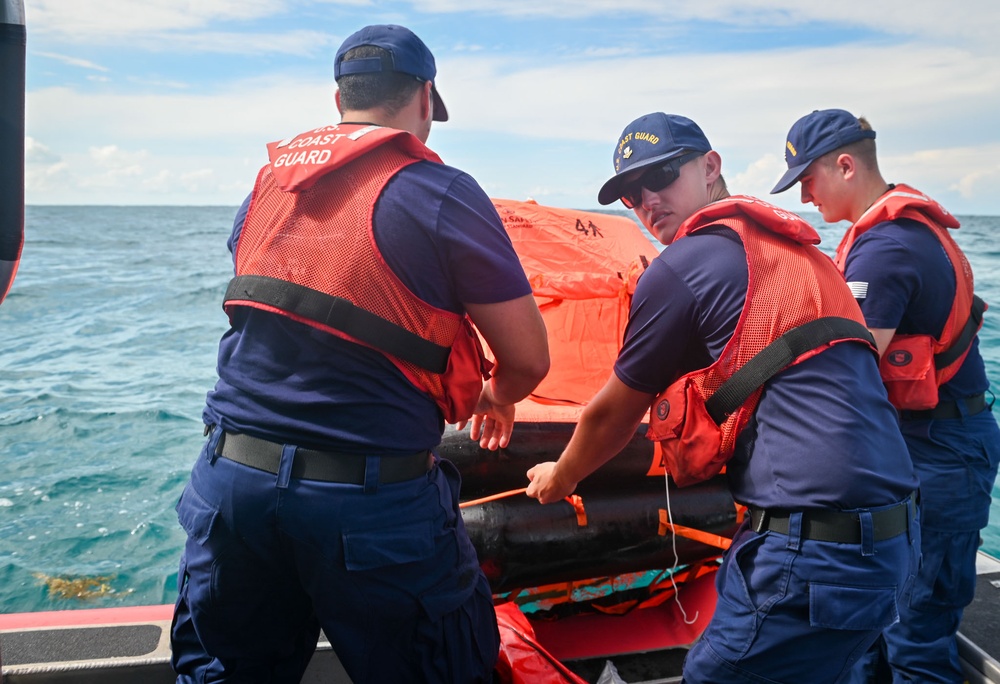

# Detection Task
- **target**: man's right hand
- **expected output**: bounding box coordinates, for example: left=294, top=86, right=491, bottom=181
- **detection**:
left=525, top=461, right=577, bottom=504
left=458, top=382, right=516, bottom=451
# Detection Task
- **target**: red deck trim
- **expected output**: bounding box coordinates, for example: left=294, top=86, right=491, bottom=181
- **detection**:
left=0, top=603, right=174, bottom=630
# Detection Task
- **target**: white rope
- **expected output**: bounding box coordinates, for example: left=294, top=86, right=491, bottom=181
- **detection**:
left=664, top=471, right=698, bottom=625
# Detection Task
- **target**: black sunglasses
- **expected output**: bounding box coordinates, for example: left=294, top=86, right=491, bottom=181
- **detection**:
left=619, top=151, right=703, bottom=209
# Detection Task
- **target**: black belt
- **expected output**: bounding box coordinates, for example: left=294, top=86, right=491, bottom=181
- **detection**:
left=748, top=498, right=912, bottom=544
left=899, top=393, right=987, bottom=421
left=215, top=430, right=432, bottom=484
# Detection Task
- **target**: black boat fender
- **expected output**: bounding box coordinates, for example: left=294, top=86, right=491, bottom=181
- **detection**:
left=0, top=0, right=25, bottom=306
left=461, top=474, right=737, bottom=593
left=441, top=421, right=665, bottom=500
left=442, top=422, right=740, bottom=592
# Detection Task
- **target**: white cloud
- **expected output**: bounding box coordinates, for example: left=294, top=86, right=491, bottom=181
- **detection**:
left=141, top=169, right=173, bottom=193
left=90, top=144, right=147, bottom=167
left=954, top=167, right=1000, bottom=202
left=731, top=153, right=787, bottom=204
left=23, top=73, right=331, bottom=204
left=123, top=76, right=189, bottom=90
left=409, top=0, right=1000, bottom=44
left=439, top=41, right=998, bottom=149
left=18, top=1, right=1000, bottom=212
left=34, top=52, right=109, bottom=71
left=27, top=0, right=1000, bottom=47
left=26, top=0, right=289, bottom=37
left=24, top=154, right=72, bottom=196
left=886, top=146, right=1000, bottom=206
left=179, top=168, right=218, bottom=192
left=25, top=137, right=60, bottom=164
left=421, top=37, right=999, bottom=213
left=120, top=30, right=339, bottom=58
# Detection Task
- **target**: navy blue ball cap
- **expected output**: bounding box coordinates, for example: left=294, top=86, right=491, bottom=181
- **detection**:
left=597, top=113, right=712, bottom=206
left=770, top=108, right=875, bottom=194
left=334, top=24, right=448, bottom=122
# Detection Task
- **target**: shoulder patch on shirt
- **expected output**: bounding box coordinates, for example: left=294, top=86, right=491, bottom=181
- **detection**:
left=847, top=281, right=869, bottom=299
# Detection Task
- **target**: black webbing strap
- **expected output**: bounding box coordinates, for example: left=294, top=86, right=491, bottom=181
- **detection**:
left=224, top=274, right=451, bottom=373
left=935, top=295, right=986, bottom=370
left=705, top=317, right=876, bottom=425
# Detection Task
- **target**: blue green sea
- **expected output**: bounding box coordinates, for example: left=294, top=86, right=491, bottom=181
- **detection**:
left=1, top=205, right=999, bottom=614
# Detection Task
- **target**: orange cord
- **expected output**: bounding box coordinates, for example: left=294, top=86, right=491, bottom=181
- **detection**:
left=460, top=489, right=587, bottom=527
left=460, top=488, right=527, bottom=508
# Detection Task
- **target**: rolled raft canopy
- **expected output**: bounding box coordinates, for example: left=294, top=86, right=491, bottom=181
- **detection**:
left=0, top=0, right=25, bottom=306
left=488, top=199, right=661, bottom=421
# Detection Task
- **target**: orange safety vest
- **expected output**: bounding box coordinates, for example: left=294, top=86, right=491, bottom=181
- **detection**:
left=646, top=196, right=875, bottom=487
left=834, top=184, right=985, bottom=410
left=224, top=124, right=491, bottom=423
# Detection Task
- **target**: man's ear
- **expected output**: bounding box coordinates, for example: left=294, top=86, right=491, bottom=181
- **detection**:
left=835, top=152, right=857, bottom=180
left=703, top=150, right=723, bottom=184
left=420, top=80, right=433, bottom=121
left=334, top=89, right=344, bottom=115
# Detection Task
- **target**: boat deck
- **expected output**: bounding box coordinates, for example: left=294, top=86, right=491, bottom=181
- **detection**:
left=959, top=553, right=1000, bottom=684
left=3, top=552, right=1000, bottom=683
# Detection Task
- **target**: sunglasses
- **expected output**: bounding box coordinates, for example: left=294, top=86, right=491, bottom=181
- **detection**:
left=619, top=151, right=703, bottom=209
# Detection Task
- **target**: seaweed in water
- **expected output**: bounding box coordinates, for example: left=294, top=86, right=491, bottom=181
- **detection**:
left=32, top=573, right=133, bottom=601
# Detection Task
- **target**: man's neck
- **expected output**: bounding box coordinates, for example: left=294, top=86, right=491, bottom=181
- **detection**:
left=340, top=103, right=425, bottom=141
left=709, top=179, right=730, bottom=203
left=850, top=177, right=892, bottom=224
left=340, top=110, right=394, bottom=129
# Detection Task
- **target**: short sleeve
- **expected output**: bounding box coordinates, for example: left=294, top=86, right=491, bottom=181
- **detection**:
left=843, top=222, right=930, bottom=332
left=614, top=230, right=746, bottom=395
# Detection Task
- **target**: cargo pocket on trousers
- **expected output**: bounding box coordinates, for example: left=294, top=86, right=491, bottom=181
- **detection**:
left=175, top=484, right=220, bottom=546
left=415, top=574, right=499, bottom=682
left=809, top=583, right=898, bottom=631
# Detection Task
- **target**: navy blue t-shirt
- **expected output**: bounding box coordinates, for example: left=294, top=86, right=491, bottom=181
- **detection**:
left=203, top=159, right=532, bottom=454
left=615, top=227, right=917, bottom=510
left=843, top=218, right=989, bottom=401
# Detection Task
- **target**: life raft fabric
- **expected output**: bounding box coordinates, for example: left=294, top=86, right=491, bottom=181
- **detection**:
left=489, top=199, right=661, bottom=421
left=493, top=602, right=589, bottom=684
left=0, top=0, right=26, bottom=306
left=464, top=200, right=731, bottom=672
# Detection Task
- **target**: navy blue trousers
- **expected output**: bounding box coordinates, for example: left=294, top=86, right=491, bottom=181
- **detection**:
left=683, top=498, right=920, bottom=684
left=170, top=429, right=499, bottom=683
left=851, top=408, right=1000, bottom=683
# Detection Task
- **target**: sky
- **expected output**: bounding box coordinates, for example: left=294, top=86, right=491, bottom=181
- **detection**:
left=18, top=0, right=1000, bottom=215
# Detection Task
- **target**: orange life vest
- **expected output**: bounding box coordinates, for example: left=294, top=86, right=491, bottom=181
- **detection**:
left=646, top=196, right=875, bottom=487
left=833, top=184, right=985, bottom=410
left=223, top=124, right=491, bottom=423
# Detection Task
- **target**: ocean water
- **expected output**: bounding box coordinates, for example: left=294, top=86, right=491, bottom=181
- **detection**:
left=1, top=205, right=999, bottom=615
